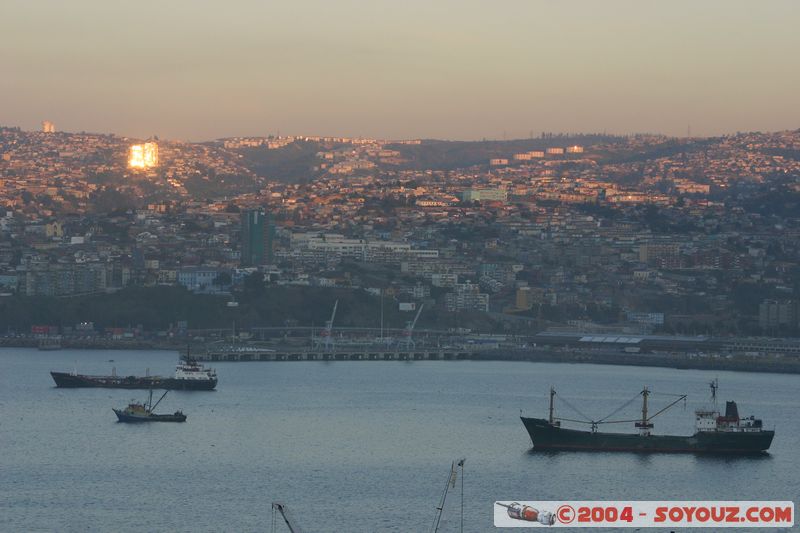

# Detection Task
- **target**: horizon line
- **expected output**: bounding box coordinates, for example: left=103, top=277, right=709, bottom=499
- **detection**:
left=2, top=123, right=799, bottom=145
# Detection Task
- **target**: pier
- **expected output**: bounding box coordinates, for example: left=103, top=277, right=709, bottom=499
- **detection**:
left=193, top=347, right=472, bottom=362
left=187, top=344, right=800, bottom=375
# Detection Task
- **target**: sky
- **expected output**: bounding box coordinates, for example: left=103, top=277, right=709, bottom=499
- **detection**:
left=1, top=0, right=799, bottom=141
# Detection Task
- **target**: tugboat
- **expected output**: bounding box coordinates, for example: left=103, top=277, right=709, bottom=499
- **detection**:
left=521, top=380, right=774, bottom=454
left=113, top=390, right=187, bottom=423
left=51, top=357, right=218, bottom=391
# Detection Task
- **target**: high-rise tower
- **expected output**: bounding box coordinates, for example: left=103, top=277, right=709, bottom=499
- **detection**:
left=241, top=208, right=274, bottom=266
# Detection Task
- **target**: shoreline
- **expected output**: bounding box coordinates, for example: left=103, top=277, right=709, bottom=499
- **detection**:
left=4, top=339, right=798, bottom=375
left=0, top=338, right=179, bottom=351
left=474, top=349, right=800, bottom=375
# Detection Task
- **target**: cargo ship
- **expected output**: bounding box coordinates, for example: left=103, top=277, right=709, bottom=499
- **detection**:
left=521, top=382, right=773, bottom=454
left=51, top=358, right=217, bottom=391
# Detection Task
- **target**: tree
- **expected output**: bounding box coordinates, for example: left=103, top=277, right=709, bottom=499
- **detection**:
left=243, top=272, right=266, bottom=295
left=213, top=272, right=232, bottom=287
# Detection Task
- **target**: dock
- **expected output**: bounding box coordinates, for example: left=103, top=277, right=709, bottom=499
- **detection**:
left=188, top=344, right=800, bottom=375
left=193, top=347, right=472, bottom=362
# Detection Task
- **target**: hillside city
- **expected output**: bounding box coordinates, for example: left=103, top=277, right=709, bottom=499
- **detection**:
left=1, top=124, right=800, bottom=350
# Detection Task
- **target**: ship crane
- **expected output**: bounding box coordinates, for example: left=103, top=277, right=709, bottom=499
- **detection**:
left=430, top=458, right=465, bottom=533
left=400, top=303, right=424, bottom=351
left=548, top=387, right=686, bottom=434
left=271, top=502, right=303, bottom=533
left=148, top=389, right=170, bottom=412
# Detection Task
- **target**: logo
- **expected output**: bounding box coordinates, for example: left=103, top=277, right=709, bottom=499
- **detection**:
left=556, top=505, right=575, bottom=524
left=494, top=501, right=794, bottom=528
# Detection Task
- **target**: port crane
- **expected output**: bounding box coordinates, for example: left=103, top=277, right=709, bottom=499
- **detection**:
left=400, top=303, right=424, bottom=350
left=271, top=502, right=303, bottom=533
left=315, top=299, right=338, bottom=351
left=710, top=377, right=719, bottom=405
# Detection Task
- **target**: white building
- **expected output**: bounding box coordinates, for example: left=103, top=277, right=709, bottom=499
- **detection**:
left=445, top=282, right=489, bottom=312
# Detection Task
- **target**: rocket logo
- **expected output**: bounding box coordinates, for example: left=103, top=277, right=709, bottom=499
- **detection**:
left=496, top=502, right=556, bottom=525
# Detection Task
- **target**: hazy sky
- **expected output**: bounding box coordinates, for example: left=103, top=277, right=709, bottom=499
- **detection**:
left=2, top=1, right=798, bottom=141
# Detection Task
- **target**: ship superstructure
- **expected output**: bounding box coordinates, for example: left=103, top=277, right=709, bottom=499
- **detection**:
left=173, top=358, right=218, bottom=383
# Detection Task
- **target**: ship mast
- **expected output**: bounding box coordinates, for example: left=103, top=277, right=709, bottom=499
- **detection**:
left=710, top=378, right=718, bottom=407
left=549, top=387, right=555, bottom=425
left=642, top=387, right=648, bottom=426
left=635, top=387, right=654, bottom=436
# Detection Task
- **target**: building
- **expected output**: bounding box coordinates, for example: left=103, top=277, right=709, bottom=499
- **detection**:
left=431, top=273, right=458, bottom=288
left=478, top=263, right=521, bottom=285
left=19, top=264, right=108, bottom=296
left=445, top=282, right=489, bottom=312
left=515, top=286, right=533, bottom=310
left=546, top=147, right=565, bottom=155
left=42, top=121, right=56, bottom=133
left=513, top=151, right=544, bottom=161
left=758, top=300, right=798, bottom=332
left=241, top=208, right=274, bottom=266
left=128, top=142, right=159, bottom=169
left=460, top=188, right=508, bottom=203
left=639, top=243, right=681, bottom=269
left=626, top=312, right=665, bottom=325
left=290, top=232, right=437, bottom=263
left=566, top=145, right=584, bottom=154
left=0, top=273, right=18, bottom=291
left=177, top=267, right=226, bottom=293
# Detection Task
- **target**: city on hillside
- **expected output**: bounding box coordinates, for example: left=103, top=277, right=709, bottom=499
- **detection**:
left=1, top=124, right=799, bottom=359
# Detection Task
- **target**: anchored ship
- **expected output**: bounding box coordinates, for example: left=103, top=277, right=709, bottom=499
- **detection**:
left=51, top=358, right=217, bottom=391
left=113, top=390, right=186, bottom=423
left=521, top=381, right=773, bottom=454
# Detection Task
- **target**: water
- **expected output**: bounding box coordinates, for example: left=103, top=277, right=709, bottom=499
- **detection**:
left=1, top=348, right=798, bottom=532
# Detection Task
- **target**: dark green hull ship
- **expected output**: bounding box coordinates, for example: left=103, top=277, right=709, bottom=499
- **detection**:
left=523, top=385, right=774, bottom=455
left=521, top=416, right=774, bottom=454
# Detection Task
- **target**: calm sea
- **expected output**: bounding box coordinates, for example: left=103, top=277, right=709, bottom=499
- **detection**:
left=0, top=348, right=797, bottom=532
